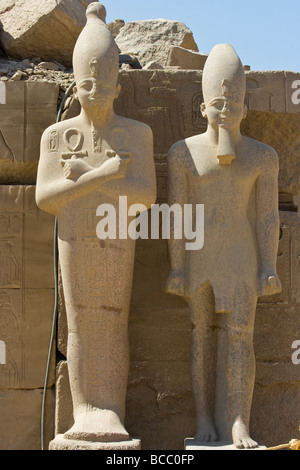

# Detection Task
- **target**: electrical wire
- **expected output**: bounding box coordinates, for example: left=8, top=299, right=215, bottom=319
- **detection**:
left=40, top=79, right=76, bottom=450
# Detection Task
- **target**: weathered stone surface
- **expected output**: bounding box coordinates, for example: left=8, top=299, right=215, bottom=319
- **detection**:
left=0, top=0, right=95, bottom=66
left=144, top=61, right=165, bottom=70
left=115, top=19, right=198, bottom=67
left=0, top=81, right=59, bottom=184
left=0, top=388, right=55, bottom=450
left=251, top=383, right=300, bottom=447
left=49, top=434, right=141, bottom=450
left=107, top=18, right=125, bottom=38
left=53, top=361, right=73, bottom=435
left=166, top=46, right=208, bottom=70
left=0, top=185, right=55, bottom=389
left=113, top=69, right=300, bottom=196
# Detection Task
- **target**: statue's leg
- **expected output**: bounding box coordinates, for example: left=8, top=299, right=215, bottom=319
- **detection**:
left=224, top=281, right=258, bottom=449
left=189, top=281, right=218, bottom=442
left=58, top=234, right=134, bottom=443
left=64, top=309, right=131, bottom=442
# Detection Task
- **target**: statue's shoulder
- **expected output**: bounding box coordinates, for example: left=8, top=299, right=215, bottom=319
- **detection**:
left=168, top=134, right=204, bottom=166
left=168, top=138, right=190, bottom=159
left=114, top=115, right=152, bottom=140
left=41, top=116, right=81, bottom=146
left=243, top=135, right=279, bottom=170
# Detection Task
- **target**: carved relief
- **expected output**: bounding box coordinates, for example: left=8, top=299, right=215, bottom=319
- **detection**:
left=0, top=241, right=20, bottom=288
left=0, top=129, right=14, bottom=162
left=0, top=292, right=22, bottom=388
left=49, top=130, right=59, bottom=152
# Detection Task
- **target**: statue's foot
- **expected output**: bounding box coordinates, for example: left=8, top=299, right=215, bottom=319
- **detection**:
left=232, top=418, right=258, bottom=449
left=64, top=409, right=129, bottom=443
left=195, top=418, right=218, bottom=443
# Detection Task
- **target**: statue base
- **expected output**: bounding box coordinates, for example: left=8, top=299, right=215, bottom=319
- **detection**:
left=49, top=434, right=141, bottom=450
left=185, top=438, right=266, bottom=451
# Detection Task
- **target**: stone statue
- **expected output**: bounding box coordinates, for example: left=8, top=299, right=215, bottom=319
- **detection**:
left=166, top=44, right=281, bottom=449
left=36, top=3, right=156, bottom=449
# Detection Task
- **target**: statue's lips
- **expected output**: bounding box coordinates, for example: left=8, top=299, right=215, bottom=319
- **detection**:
left=89, top=96, right=108, bottom=103
left=219, top=114, right=232, bottom=121
left=219, top=115, right=233, bottom=126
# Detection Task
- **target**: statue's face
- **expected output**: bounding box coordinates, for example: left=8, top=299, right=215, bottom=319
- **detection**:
left=202, top=78, right=246, bottom=131
left=204, top=94, right=246, bottom=131
left=75, top=74, right=119, bottom=112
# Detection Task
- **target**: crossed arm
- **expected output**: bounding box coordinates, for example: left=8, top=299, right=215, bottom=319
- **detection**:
left=36, top=126, right=156, bottom=216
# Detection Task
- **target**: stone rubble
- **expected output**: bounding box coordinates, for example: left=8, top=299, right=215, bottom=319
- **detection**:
left=0, top=0, right=96, bottom=67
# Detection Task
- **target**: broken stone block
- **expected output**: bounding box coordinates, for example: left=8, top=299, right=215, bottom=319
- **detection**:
left=166, top=46, right=208, bottom=70
left=37, top=61, right=66, bottom=72
left=115, top=19, right=198, bottom=67
left=0, top=0, right=96, bottom=66
left=108, top=18, right=125, bottom=38
left=144, top=61, right=165, bottom=70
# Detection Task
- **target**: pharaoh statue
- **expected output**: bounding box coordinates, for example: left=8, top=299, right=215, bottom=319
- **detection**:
left=36, top=3, right=156, bottom=449
left=166, top=44, right=281, bottom=449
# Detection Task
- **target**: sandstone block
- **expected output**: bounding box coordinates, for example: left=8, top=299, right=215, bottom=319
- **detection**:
left=0, top=388, right=55, bottom=450
left=0, top=185, right=56, bottom=389
left=115, top=19, right=198, bottom=67
left=166, top=46, right=208, bottom=70
left=252, top=383, right=300, bottom=447
left=0, top=81, right=59, bottom=183
left=0, top=0, right=95, bottom=66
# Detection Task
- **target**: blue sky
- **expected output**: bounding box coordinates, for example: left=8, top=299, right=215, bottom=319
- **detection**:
left=103, top=0, right=299, bottom=73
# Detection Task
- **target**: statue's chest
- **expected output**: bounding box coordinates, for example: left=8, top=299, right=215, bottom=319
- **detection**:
left=60, top=125, right=131, bottom=168
left=188, top=153, right=257, bottom=195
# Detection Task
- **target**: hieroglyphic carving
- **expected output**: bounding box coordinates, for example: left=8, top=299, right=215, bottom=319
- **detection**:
left=0, top=291, right=23, bottom=388
left=0, top=185, right=55, bottom=390
left=0, top=240, right=21, bottom=288
left=49, top=130, right=59, bottom=152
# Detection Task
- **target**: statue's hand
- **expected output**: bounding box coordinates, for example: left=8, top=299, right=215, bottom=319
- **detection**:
left=166, top=270, right=186, bottom=298
left=101, top=154, right=130, bottom=180
left=61, top=156, right=93, bottom=180
left=257, top=270, right=282, bottom=297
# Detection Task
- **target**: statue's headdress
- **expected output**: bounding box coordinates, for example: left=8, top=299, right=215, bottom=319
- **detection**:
left=72, top=2, right=119, bottom=84
left=202, top=43, right=246, bottom=103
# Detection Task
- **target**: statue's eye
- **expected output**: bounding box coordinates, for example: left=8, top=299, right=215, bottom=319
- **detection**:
left=78, top=80, right=93, bottom=93
left=210, top=99, right=225, bottom=111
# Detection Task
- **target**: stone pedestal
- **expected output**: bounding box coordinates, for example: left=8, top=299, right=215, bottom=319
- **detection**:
left=185, top=438, right=266, bottom=451
left=49, top=434, right=141, bottom=450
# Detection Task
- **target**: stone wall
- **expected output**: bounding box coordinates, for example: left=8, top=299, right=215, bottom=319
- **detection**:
left=0, top=82, right=58, bottom=450
left=0, top=68, right=299, bottom=450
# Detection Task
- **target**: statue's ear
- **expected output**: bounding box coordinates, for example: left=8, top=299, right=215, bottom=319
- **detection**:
left=201, top=102, right=207, bottom=119
left=73, top=86, right=78, bottom=100
left=115, top=83, right=121, bottom=99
